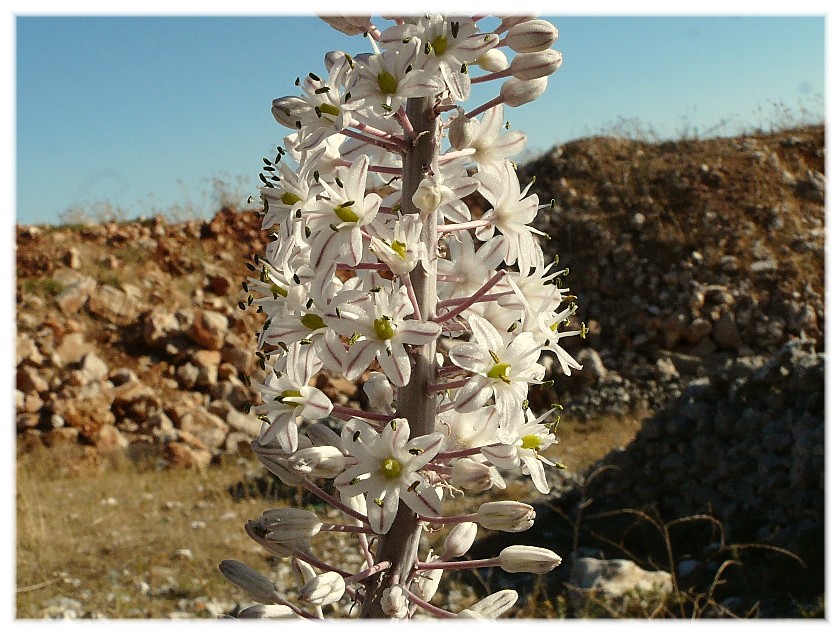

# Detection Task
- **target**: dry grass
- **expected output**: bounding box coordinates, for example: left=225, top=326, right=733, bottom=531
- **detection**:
left=16, top=447, right=270, bottom=618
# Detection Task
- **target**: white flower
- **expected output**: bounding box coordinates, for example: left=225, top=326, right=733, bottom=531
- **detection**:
left=368, top=213, right=428, bottom=275
left=482, top=408, right=560, bottom=494
left=380, top=16, right=498, bottom=102
left=326, top=281, right=441, bottom=387
left=254, top=343, right=333, bottom=454
left=475, top=159, right=543, bottom=270
left=437, top=235, right=506, bottom=304
left=347, top=40, right=444, bottom=115
left=462, top=104, right=526, bottom=168
left=300, top=570, right=346, bottom=605
left=336, top=418, right=443, bottom=534
left=449, top=314, right=545, bottom=442
left=302, top=154, right=382, bottom=267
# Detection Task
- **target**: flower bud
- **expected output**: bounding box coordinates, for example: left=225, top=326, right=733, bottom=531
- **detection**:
left=505, top=19, right=559, bottom=53
left=447, top=109, right=479, bottom=150
left=300, top=570, right=346, bottom=605
left=363, top=372, right=394, bottom=412
left=410, top=566, right=443, bottom=603
left=261, top=508, right=323, bottom=542
left=498, top=545, right=562, bottom=574
left=442, top=522, right=478, bottom=560
left=477, top=501, right=536, bottom=533
left=319, top=16, right=372, bottom=35
left=500, top=76, right=548, bottom=107
left=509, top=49, right=563, bottom=80
left=252, top=442, right=304, bottom=486
left=304, top=422, right=343, bottom=450
left=497, top=15, right=536, bottom=31
left=237, top=604, right=298, bottom=618
left=457, top=609, right=483, bottom=618
left=218, top=560, right=278, bottom=604
left=380, top=585, right=409, bottom=618
left=287, top=445, right=346, bottom=478
left=466, top=589, right=519, bottom=618
left=271, top=96, right=310, bottom=129
left=412, top=176, right=444, bottom=215
left=451, top=458, right=505, bottom=491
left=476, top=48, right=509, bottom=72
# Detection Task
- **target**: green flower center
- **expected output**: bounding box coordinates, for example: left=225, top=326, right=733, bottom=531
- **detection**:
left=269, top=283, right=288, bottom=298
left=300, top=313, right=326, bottom=330
left=377, top=70, right=398, bottom=95
left=381, top=458, right=403, bottom=480
left=390, top=240, right=407, bottom=259
left=431, top=35, right=448, bottom=56
left=280, top=389, right=303, bottom=402
left=487, top=362, right=511, bottom=382
left=521, top=434, right=542, bottom=450
left=373, top=316, right=395, bottom=340
left=280, top=191, right=301, bottom=206
left=319, top=103, right=340, bottom=117
left=334, top=204, right=360, bottom=223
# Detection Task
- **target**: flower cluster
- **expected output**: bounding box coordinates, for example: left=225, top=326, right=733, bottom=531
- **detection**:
left=224, top=15, right=581, bottom=619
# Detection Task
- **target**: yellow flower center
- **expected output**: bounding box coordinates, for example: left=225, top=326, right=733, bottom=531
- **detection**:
left=334, top=204, right=360, bottom=223
left=373, top=317, right=395, bottom=340
left=280, top=191, right=301, bottom=206
left=381, top=458, right=403, bottom=480
left=300, top=313, right=326, bottom=330
left=431, top=35, right=448, bottom=56
left=487, top=362, right=511, bottom=382
left=279, top=389, right=303, bottom=402
left=269, top=283, right=288, bottom=298
left=319, top=103, right=340, bottom=117
left=377, top=70, right=398, bottom=95
left=390, top=240, right=407, bottom=259
left=521, top=434, right=541, bottom=450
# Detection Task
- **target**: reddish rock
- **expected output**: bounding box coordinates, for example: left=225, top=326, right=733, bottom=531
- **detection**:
left=187, top=310, right=228, bottom=350
left=164, top=440, right=212, bottom=469
left=177, top=407, right=229, bottom=450
left=88, top=284, right=140, bottom=326
left=17, top=366, right=49, bottom=394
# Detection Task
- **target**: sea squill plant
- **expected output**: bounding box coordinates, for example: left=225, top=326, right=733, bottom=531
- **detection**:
left=220, top=14, right=583, bottom=618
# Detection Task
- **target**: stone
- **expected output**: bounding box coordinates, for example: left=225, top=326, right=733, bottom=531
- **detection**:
left=63, top=248, right=81, bottom=269
left=683, top=317, right=712, bottom=344
left=142, top=308, right=181, bottom=349
left=567, top=557, right=674, bottom=610
left=54, top=276, right=97, bottom=314
left=175, top=363, right=200, bottom=389
left=17, top=333, right=44, bottom=366
left=111, top=381, right=161, bottom=422
left=55, top=333, right=96, bottom=366
left=88, top=284, right=140, bottom=326
left=78, top=352, right=109, bottom=384
left=576, top=348, right=608, bottom=385
left=163, top=441, right=212, bottom=469
left=93, top=424, right=129, bottom=454
left=712, top=312, right=742, bottom=350
left=192, top=350, right=221, bottom=388
left=17, top=365, right=49, bottom=394
left=109, top=367, right=139, bottom=386
left=55, top=393, right=116, bottom=440
left=176, top=407, right=229, bottom=450
left=187, top=310, right=229, bottom=350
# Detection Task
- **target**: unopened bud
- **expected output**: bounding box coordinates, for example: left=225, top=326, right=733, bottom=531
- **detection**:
left=252, top=442, right=305, bottom=486
left=442, top=522, right=478, bottom=560
left=476, top=48, right=509, bottom=72
left=412, top=176, right=444, bottom=215
left=451, top=458, right=506, bottom=491
left=448, top=109, right=479, bottom=150
left=410, top=566, right=443, bottom=603
left=363, top=372, right=394, bottom=412
left=477, top=501, right=536, bottom=532
left=261, top=508, right=323, bottom=542
left=465, top=589, right=519, bottom=618
left=498, top=15, right=536, bottom=31
left=500, top=76, right=548, bottom=107
left=498, top=545, right=562, bottom=574
left=300, top=570, right=345, bottom=606
left=319, top=16, right=372, bottom=36
left=304, top=422, right=343, bottom=449
left=237, top=604, right=298, bottom=618
left=287, top=445, right=346, bottom=478
left=509, top=49, right=563, bottom=80
left=505, top=19, right=559, bottom=53
left=218, top=560, right=278, bottom=604
left=271, top=96, right=310, bottom=129
left=381, top=585, right=409, bottom=618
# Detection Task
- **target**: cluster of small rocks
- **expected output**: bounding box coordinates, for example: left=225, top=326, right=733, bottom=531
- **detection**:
left=524, top=125, right=824, bottom=419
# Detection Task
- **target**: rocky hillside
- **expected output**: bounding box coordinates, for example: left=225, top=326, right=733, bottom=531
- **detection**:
left=15, top=124, right=824, bottom=473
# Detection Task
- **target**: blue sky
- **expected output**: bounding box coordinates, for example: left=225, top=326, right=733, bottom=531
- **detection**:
left=12, top=11, right=827, bottom=225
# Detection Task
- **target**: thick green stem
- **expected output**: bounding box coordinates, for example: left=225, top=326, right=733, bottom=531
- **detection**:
left=359, top=95, right=439, bottom=617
